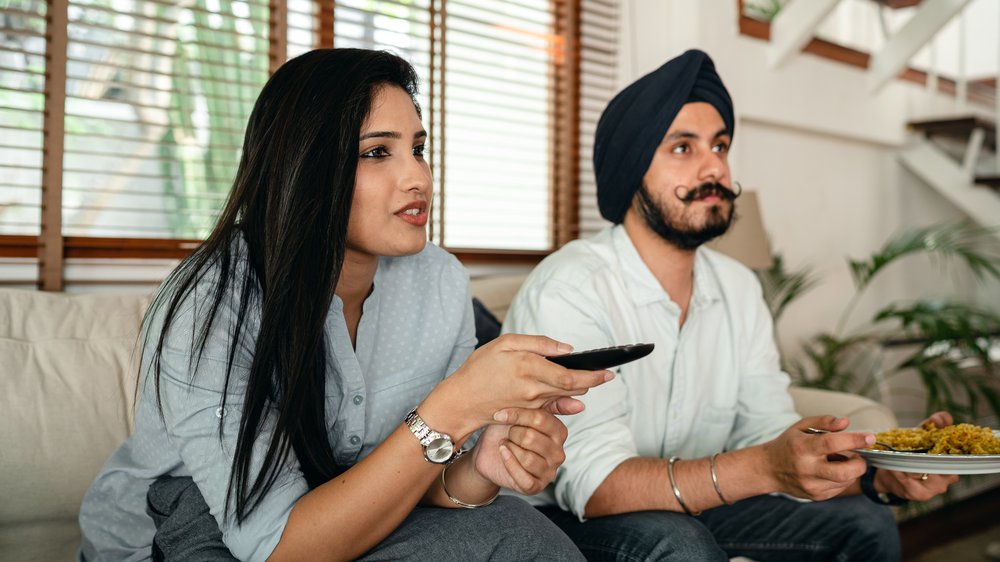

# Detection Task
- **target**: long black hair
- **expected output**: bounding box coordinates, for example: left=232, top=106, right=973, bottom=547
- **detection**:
left=145, top=49, right=420, bottom=523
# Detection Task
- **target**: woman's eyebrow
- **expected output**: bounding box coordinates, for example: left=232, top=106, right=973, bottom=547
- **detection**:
left=360, top=130, right=401, bottom=141
left=359, top=130, right=428, bottom=141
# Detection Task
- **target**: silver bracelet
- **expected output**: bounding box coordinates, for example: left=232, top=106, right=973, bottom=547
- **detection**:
left=667, top=456, right=698, bottom=515
left=440, top=463, right=499, bottom=509
left=709, top=453, right=731, bottom=506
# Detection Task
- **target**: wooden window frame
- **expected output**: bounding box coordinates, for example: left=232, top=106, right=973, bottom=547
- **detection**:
left=736, top=0, right=995, bottom=107
left=2, top=0, right=584, bottom=289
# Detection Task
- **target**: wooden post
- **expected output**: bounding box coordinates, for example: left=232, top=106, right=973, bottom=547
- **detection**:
left=40, top=0, right=69, bottom=291
left=553, top=0, right=581, bottom=248
left=318, top=0, right=334, bottom=48
left=269, top=0, right=288, bottom=74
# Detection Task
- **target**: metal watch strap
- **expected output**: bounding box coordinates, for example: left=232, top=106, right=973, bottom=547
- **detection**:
left=404, top=407, right=463, bottom=464
left=404, top=407, right=440, bottom=446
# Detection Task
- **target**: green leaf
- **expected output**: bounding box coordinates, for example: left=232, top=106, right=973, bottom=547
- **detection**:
left=847, top=222, right=1000, bottom=291
left=754, top=253, right=819, bottom=322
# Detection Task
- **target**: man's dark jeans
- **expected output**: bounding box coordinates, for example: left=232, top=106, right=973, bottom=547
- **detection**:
left=539, top=494, right=900, bottom=562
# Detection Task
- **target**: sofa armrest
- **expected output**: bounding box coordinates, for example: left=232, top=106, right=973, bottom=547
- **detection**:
left=789, top=386, right=898, bottom=430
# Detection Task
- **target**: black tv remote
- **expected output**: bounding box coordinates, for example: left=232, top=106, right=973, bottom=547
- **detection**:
left=546, top=343, right=655, bottom=370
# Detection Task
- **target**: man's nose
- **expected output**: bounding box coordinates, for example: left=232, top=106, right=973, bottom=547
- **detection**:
left=697, top=150, right=728, bottom=184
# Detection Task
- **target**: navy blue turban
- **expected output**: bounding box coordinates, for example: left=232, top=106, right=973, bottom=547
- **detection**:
left=594, top=49, right=734, bottom=224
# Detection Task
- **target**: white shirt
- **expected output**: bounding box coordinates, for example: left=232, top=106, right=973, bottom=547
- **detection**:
left=502, top=225, right=799, bottom=519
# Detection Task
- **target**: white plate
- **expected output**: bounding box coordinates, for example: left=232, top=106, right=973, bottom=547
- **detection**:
left=856, top=430, right=1000, bottom=474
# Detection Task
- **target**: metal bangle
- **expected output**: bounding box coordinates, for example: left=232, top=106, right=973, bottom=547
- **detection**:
left=440, top=463, right=499, bottom=509
left=709, top=453, right=731, bottom=506
left=667, top=456, right=699, bottom=516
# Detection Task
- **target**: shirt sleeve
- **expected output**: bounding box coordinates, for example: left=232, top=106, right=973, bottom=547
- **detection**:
left=725, top=275, right=800, bottom=450
left=503, top=278, right=639, bottom=520
left=153, top=285, right=308, bottom=562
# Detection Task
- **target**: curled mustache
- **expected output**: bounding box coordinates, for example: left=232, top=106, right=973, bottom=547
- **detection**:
left=674, top=181, right=742, bottom=203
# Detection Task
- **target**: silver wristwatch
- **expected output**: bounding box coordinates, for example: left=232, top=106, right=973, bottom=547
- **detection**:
left=404, top=407, right=464, bottom=464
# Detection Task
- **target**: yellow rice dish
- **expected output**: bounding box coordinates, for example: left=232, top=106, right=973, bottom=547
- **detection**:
left=875, top=422, right=1000, bottom=455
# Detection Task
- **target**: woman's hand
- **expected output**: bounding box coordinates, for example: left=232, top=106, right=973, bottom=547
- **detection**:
left=471, top=399, right=582, bottom=495
left=760, top=416, right=874, bottom=500
left=875, top=411, right=958, bottom=501
left=421, top=334, right=613, bottom=441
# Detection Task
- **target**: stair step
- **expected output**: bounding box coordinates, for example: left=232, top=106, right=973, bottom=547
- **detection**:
left=974, top=175, right=1000, bottom=191
left=908, top=116, right=996, bottom=150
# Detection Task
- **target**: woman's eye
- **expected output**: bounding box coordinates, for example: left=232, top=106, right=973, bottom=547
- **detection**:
left=413, top=144, right=425, bottom=157
left=361, top=146, right=389, bottom=158
left=671, top=144, right=689, bottom=154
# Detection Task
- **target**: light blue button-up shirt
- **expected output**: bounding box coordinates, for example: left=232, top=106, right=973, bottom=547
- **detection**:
left=503, top=225, right=799, bottom=519
left=79, top=241, right=475, bottom=562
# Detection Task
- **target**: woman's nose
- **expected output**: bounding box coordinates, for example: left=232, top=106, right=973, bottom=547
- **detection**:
left=402, top=156, right=431, bottom=194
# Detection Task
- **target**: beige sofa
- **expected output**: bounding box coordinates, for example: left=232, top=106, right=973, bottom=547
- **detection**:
left=0, top=277, right=896, bottom=562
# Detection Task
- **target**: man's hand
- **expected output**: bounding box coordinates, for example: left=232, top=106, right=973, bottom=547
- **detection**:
left=761, top=416, right=874, bottom=500
left=874, top=469, right=956, bottom=502
left=875, top=411, right=958, bottom=501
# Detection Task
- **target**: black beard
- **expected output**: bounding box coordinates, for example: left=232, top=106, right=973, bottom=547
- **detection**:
left=635, top=183, right=734, bottom=251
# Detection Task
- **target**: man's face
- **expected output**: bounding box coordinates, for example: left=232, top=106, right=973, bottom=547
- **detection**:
left=630, top=102, right=736, bottom=250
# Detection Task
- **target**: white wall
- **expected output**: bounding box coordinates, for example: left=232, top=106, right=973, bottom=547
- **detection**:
left=614, top=0, right=1000, bottom=359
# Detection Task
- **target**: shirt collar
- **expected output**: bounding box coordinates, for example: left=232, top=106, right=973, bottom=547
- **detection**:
left=611, top=224, right=722, bottom=308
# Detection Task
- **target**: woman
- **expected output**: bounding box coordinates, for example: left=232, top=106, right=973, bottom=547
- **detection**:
left=78, top=49, right=610, bottom=561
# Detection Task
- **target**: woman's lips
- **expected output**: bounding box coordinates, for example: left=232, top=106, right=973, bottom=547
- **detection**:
left=395, top=203, right=428, bottom=227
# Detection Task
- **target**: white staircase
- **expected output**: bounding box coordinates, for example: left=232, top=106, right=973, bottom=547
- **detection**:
left=899, top=117, right=1000, bottom=237
left=771, top=0, right=1000, bottom=235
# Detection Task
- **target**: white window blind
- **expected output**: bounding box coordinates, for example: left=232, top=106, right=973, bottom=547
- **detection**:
left=332, top=0, right=432, bottom=132
left=333, top=0, right=556, bottom=251
left=286, top=0, right=317, bottom=60
left=0, top=0, right=614, bottom=288
left=0, top=0, right=46, bottom=236
left=60, top=0, right=271, bottom=239
left=578, top=0, right=617, bottom=238
left=438, top=0, right=553, bottom=250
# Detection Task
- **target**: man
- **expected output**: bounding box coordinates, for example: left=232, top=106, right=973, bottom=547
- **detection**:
left=502, top=49, right=956, bottom=561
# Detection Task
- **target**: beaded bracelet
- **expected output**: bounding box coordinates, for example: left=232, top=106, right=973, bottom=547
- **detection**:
left=667, top=456, right=699, bottom=515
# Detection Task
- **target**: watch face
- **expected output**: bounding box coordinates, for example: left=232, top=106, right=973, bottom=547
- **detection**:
left=425, top=436, right=455, bottom=464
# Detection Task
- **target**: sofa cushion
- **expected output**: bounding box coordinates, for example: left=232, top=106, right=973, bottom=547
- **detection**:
left=472, top=297, right=501, bottom=348
left=0, top=289, right=150, bottom=561
left=468, top=274, right=527, bottom=323
left=788, top=386, right=897, bottom=430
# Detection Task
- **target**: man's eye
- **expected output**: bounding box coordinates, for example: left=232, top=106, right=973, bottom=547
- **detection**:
left=361, top=146, right=389, bottom=158
left=713, top=143, right=730, bottom=153
left=413, top=144, right=425, bottom=157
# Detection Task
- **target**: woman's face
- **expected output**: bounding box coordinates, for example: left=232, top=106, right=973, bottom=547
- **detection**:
left=347, top=85, right=432, bottom=259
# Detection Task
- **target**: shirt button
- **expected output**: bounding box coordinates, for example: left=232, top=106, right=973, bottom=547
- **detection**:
left=353, top=395, right=364, bottom=405
left=349, top=435, right=361, bottom=446
left=215, top=407, right=226, bottom=418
